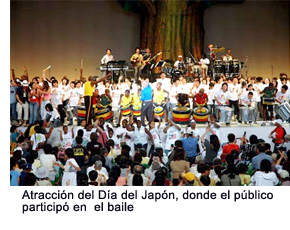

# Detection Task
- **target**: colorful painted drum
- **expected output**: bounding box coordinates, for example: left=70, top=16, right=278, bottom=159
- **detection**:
left=154, top=106, right=164, bottom=120
left=121, top=106, right=131, bottom=117
left=95, top=108, right=113, bottom=121
left=77, top=106, right=86, bottom=119
left=193, top=107, right=209, bottom=123
left=132, top=105, right=141, bottom=117
left=172, top=107, right=191, bottom=125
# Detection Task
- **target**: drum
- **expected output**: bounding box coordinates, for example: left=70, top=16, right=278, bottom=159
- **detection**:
left=262, top=98, right=275, bottom=105
left=95, top=108, right=113, bottom=121
left=77, top=106, right=86, bottom=119
left=132, top=105, right=141, bottom=117
left=121, top=106, right=131, bottom=117
left=239, top=107, right=255, bottom=122
left=214, top=60, right=224, bottom=74
left=277, top=101, right=290, bottom=121
left=215, top=106, right=234, bottom=124
left=193, top=107, right=209, bottom=123
left=154, top=106, right=164, bottom=120
left=232, top=59, right=240, bottom=74
left=172, top=107, right=191, bottom=125
left=224, top=61, right=233, bottom=74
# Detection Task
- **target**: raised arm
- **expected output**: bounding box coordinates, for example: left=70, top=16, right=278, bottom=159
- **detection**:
left=23, top=66, right=29, bottom=81
left=11, top=69, right=16, bottom=82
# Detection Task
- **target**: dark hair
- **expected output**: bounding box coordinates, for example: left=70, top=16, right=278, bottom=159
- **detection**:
left=88, top=170, right=99, bottom=182
left=77, top=173, right=88, bottom=186
left=135, top=47, right=140, bottom=52
left=10, top=125, right=17, bottom=133
left=154, top=175, right=166, bottom=186
left=24, top=173, right=37, bottom=186
left=257, top=143, right=265, bottom=153
left=227, top=164, right=238, bottom=179
left=227, top=133, right=235, bottom=143
left=52, top=79, right=58, bottom=85
left=200, top=175, right=211, bottom=186
left=197, top=163, right=210, bottom=174
left=75, top=136, right=83, bottom=145
left=45, top=103, right=53, bottom=112
left=174, top=140, right=183, bottom=148
left=77, top=129, right=84, bottom=137
left=248, top=92, right=253, bottom=96
left=249, top=135, right=258, bottom=145
left=210, top=135, right=220, bottom=152
left=10, top=157, right=16, bottom=170
left=106, top=48, right=111, bottom=52
left=43, top=144, right=52, bottom=155
left=222, top=82, right=228, bottom=89
left=237, top=163, right=248, bottom=174
left=43, top=81, right=49, bottom=91
left=174, top=148, right=185, bottom=161
left=260, top=159, right=272, bottom=173
left=34, top=125, right=42, bottom=134
left=132, top=174, right=143, bottom=186
left=230, top=149, right=239, bottom=159
left=133, top=153, right=142, bottom=163
left=65, top=148, right=74, bottom=158
left=282, top=85, right=288, bottom=91
left=264, top=143, right=271, bottom=151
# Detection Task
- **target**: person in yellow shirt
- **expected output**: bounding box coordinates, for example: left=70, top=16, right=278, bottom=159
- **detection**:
left=84, top=74, right=110, bottom=124
left=153, top=82, right=169, bottom=122
left=117, top=90, right=133, bottom=126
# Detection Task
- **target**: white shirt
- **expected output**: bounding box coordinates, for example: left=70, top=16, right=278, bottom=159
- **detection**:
left=250, top=171, right=279, bottom=186
left=253, top=83, right=265, bottom=102
left=164, top=125, right=181, bottom=150
left=199, top=58, right=210, bottom=65
left=58, top=84, right=69, bottom=101
left=170, top=84, right=180, bottom=104
left=51, top=87, right=63, bottom=106
left=178, top=83, right=191, bottom=94
left=69, top=88, right=80, bottom=107
left=61, top=131, right=73, bottom=148
left=228, top=83, right=240, bottom=101
left=157, top=78, right=171, bottom=97
left=207, top=88, right=215, bottom=105
left=40, top=154, right=56, bottom=172
left=240, top=94, right=256, bottom=107
left=174, top=61, right=184, bottom=69
left=31, top=133, right=46, bottom=150
left=47, top=108, right=60, bottom=121
left=134, top=125, right=148, bottom=145
left=276, top=91, right=289, bottom=103
left=214, top=89, right=229, bottom=105
left=150, top=127, right=162, bottom=148
left=101, top=54, right=114, bottom=64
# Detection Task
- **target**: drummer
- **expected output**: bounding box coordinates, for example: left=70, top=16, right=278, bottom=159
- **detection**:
left=239, top=92, right=257, bottom=124
left=192, top=89, right=208, bottom=108
left=174, top=55, right=185, bottom=71
left=261, top=82, right=276, bottom=126
left=222, top=48, right=233, bottom=62
left=214, top=83, right=230, bottom=107
left=199, top=54, right=210, bottom=76
left=117, top=89, right=133, bottom=127
left=153, top=82, right=169, bottom=123
left=275, top=85, right=289, bottom=104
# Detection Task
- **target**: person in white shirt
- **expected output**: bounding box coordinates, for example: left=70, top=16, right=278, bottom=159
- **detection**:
left=45, top=103, right=61, bottom=127
left=68, top=81, right=80, bottom=118
left=207, top=83, right=215, bottom=114
left=214, top=83, right=229, bottom=106
left=199, top=54, right=210, bottom=76
left=253, top=77, right=265, bottom=119
left=174, top=55, right=185, bottom=71
left=275, top=85, right=289, bottom=104
left=30, top=126, right=46, bottom=150
left=239, top=92, right=257, bottom=123
left=228, top=77, right=240, bottom=121
left=58, top=125, right=74, bottom=149
left=163, top=119, right=181, bottom=156
left=169, top=79, right=180, bottom=118
left=101, top=48, right=114, bottom=65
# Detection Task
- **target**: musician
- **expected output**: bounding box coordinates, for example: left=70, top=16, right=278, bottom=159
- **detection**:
left=117, top=89, right=133, bottom=127
left=214, top=83, right=230, bottom=106
left=275, top=85, right=289, bottom=104
left=222, top=48, right=233, bottom=62
left=141, top=48, right=152, bottom=74
left=153, top=82, right=169, bottom=122
left=199, top=54, right=210, bottom=76
left=101, top=49, right=114, bottom=64
left=174, top=55, right=185, bottom=71
left=193, top=88, right=208, bottom=108
left=84, top=75, right=109, bottom=124
left=130, top=47, right=143, bottom=81
left=208, top=44, right=216, bottom=61
left=100, top=89, right=112, bottom=110
left=261, top=82, right=276, bottom=125
left=239, top=92, right=257, bottom=124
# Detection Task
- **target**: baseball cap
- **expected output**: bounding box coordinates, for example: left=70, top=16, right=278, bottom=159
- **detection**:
left=182, top=172, right=196, bottom=182
left=22, top=80, right=29, bottom=86
left=186, top=128, right=193, bottom=135
left=278, top=169, right=289, bottom=179
left=22, top=163, right=32, bottom=170
left=274, top=119, right=282, bottom=126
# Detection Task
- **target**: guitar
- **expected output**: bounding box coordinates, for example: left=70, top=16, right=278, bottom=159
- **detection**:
left=141, top=52, right=162, bottom=70
left=131, top=56, right=140, bottom=67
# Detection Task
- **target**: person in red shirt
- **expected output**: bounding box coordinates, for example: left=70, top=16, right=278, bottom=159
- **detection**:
left=221, top=133, right=240, bottom=162
left=193, top=88, right=208, bottom=107
left=270, top=119, right=286, bottom=146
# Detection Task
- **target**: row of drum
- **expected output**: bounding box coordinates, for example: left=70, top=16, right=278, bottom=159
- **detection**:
left=77, top=101, right=290, bottom=125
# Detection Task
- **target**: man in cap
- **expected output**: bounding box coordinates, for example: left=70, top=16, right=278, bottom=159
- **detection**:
left=269, top=119, right=287, bottom=149
left=174, top=55, right=185, bottom=71
left=16, top=80, right=30, bottom=126
left=181, top=128, right=199, bottom=166
left=278, top=169, right=290, bottom=186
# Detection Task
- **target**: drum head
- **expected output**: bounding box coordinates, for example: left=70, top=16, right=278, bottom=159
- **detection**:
left=173, top=107, right=191, bottom=114
left=154, top=107, right=163, bottom=113
left=193, top=107, right=209, bottom=115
